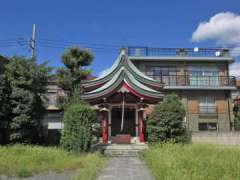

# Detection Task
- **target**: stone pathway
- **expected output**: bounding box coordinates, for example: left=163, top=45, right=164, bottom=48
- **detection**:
left=97, top=157, right=153, bottom=180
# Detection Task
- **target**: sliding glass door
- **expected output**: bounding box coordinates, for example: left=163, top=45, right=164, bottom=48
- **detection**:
left=189, top=66, right=219, bottom=86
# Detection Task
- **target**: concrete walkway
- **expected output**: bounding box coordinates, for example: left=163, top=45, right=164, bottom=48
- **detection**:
left=97, top=157, right=154, bottom=180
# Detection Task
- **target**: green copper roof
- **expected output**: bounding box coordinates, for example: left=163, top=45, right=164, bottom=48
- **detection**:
left=82, top=49, right=163, bottom=101
left=82, top=50, right=163, bottom=89
left=85, top=67, right=158, bottom=94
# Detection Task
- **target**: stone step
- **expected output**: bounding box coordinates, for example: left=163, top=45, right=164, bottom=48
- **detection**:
left=104, top=149, right=141, bottom=157
left=104, top=144, right=148, bottom=150
left=99, top=144, right=148, bottom=157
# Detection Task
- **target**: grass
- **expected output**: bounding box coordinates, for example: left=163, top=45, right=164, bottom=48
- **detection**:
left=0, top=144, right=105, bottom=179
left=142, top=143, right=240, bottom=180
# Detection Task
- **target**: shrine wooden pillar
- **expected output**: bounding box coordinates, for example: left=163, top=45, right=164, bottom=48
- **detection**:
left=101, top=111, right=108, bottom=144
left=138, top=110, right=144, bottom=143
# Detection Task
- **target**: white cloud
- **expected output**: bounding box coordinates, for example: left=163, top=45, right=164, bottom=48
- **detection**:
left=230, top=63, right=240, bottom=77
left=191, top=11, right=240, bottom=68
left=191, top=12, right=240, bottom=46
left=230, top=47, right=240, bottom=57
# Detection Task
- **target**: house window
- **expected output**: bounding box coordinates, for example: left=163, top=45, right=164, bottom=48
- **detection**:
left=146, top=66, right=177, bottom=85
left=198, top=122, right=217, bottom=131
left=189, top=66, right=219, bottom=86
left=198, top=96, right=217, bottom=115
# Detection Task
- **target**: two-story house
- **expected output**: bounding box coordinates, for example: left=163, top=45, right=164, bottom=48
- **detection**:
left=45, top=47, right=236, bottom=144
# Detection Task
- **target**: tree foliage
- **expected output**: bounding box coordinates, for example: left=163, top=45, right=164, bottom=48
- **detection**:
left=147, top=93, right=190, bottom=143
left=0, top=59, right=10, bottom=124
left=58, top=47, right=96, bottom=152
left=234, top=108, right=240, bottom=131
left=56, top=47, right=93, bottom=109
left=56, top=47, right=93, bottom=94
left=60, top=103, right=96, bottom=153
left=4, top=56, right=50, bottom=143
left=0, top=59, right=11, bottom=143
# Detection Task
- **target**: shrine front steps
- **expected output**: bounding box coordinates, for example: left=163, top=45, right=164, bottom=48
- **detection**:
left=95, top=144, right=148, bottom=157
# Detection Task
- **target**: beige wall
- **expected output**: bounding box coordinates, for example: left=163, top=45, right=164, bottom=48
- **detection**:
left=181, top=90, right=232, bottom=132
left=192, top=132, right=240, bottom=145
left=144, top=90, right=232, bottom=132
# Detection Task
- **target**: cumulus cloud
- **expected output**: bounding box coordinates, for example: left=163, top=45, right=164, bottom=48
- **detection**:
left=191, top=12, right=240, bottom=78
left=230, top=63, right=240, bottom=77
left=191, top=12, right=240, bottom=45
left=230, top=47, right=240, bottom=57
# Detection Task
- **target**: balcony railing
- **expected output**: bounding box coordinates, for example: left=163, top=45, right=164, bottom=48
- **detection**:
left=148, top=75, right=236, bottom=87
left=127, top=47, right=230, bottom=57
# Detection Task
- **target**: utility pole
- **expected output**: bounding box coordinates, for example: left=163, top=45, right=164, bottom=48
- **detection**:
left=30, top=24, right=36, bottom=58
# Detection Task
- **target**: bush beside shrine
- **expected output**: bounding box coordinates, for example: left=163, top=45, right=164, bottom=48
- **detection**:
left=60, top=103, right=96, bottom=153
left=147, top=93, right=191, bottom=143
left=234, top=108, right=240, bottom=131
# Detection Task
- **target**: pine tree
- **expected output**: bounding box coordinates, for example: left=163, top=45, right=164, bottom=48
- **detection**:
left=56, top=47, right=93, bottom=97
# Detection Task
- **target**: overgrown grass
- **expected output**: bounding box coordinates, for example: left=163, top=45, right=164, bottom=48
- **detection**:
left=142, top=143, right=240, bottom=180
left=0, top=145, right=105, bottom=179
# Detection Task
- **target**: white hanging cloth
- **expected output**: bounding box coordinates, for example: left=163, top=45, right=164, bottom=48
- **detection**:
left=121, top=93, right=125, bottom=132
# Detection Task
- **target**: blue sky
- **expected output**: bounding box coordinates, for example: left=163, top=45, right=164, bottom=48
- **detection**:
left=0, top=0, right=239, bottom=76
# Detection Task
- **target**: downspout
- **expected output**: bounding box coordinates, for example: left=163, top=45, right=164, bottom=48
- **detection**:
left=226, top=61, right=233, bottom=131
left=227, top=91, right=233, bottom=131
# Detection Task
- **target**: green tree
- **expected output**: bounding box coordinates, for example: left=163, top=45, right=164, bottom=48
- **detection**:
left=234, top=108, right=240, bottom=131
left=58, top=47, right=96, bottom=152
left=147, top=93, right=190, bottom=143
left=60, top=103, right=96, bottom=153
left=5, top=56, right=50, bottom=143
left=56, top=47, right=93, bottom=97
left=0, top=57, right=11, bottom=143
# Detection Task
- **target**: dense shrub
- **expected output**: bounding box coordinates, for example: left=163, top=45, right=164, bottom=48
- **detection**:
left=234, top=108, right=240, bottom=131
left=60, top=103, right=96, bottom=153
left=147, top=93, right=190, bottom=143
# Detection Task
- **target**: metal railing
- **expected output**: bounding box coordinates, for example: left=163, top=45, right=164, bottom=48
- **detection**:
left=127, top=47, right=230, bottom=57
left=148, top=75, right=236, bottom=87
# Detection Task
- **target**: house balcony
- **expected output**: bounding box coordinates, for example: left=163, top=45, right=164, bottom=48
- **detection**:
left=148, top=75, right=236, bottom=90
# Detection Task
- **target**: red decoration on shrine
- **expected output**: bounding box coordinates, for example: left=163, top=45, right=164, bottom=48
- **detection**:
left=122, top=83, right=144, bottom=99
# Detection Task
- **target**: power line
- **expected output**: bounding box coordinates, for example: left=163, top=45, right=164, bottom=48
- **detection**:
left=37, top=44, right=119, bottom=54
left=2, top=37, right=240, bottom=57
left=37, top=38, right=240, bottom=55
left=0, top=37, right=28, bottom=48
left=37, top=41, right=119, bottom=51
left=38, top=38, right=122, bottom=48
